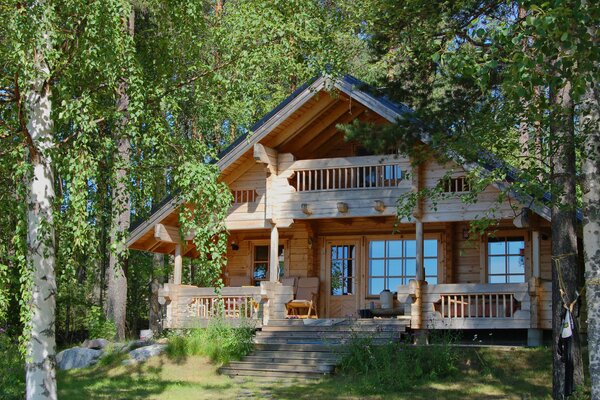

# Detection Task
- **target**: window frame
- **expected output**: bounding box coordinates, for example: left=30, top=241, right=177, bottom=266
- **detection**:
left=485, top=235, right=527, bottom=284
left=366, top=235, right=440, bottom=297
left=329, top=243, right=357, bottom=296
left=250, top=240, right=287, bottom=286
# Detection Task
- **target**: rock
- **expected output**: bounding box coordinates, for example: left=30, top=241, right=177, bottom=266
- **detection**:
left=127, top=339, right=154, bottom=351
left=56, top=347, right=102, bottom=370
left=111, top=342, right=130, bottom=353
left=126, top=344, right=167, bottom=363
left=82, top=338, right=109, bottom=350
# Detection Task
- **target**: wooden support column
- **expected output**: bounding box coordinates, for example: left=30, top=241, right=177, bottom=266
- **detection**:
left=416, top=220, right=425, bottom=281
left=174, top=244, right=183, bottom=285
left=269, top=225, right=279, bottom=282
left=528, top=230, right=543, bottom=346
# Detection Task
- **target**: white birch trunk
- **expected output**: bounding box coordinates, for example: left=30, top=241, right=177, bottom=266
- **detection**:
left=25, top=68, right=57, bottom=399
left=581, top=81, right=600, bottom=400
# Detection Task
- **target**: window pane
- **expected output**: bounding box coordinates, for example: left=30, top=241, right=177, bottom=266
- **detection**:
left=426, top=277, right=438, bottom=285
left=424, top=240, right=438, bottom=257
left=346, top=259, right=354, bottom=278
left=424, top=258, right=438, bottom=278
left=369, top=278, right=385, bottom=295
left=508, top=256, right=525, bottom=274
left=489, top=275, right=506, bottom=283
left=255, top=246, right=269, bottom=261
left=404, top=240, right=416, bottom=257
left=369, top=259, right=385, bottom=276
left=253, top=263, right=267, bottom=280
left=331, top=246, right=338, bottom=260
left=331, top=277, right=343, bottom=295
left=508, top=274, right=525, bottom=283
left=405, top=259, right=416, bottom=277
left=488, top=256, right=505, bottom=275
left=488, top=240, right=505, bottom=255
left=370, top=241, right=385, bottom=258
left=508, top=239, right=525, bottom=255
left=387, top=259, right=402, bottom=276
left=387, top=240, right=402, bottom=258
left=345, top=278, right=353, bottom=295
left=388, top=277, right=403, bottom=292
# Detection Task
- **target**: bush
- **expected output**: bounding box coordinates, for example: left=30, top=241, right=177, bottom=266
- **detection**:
left=166, top=320, right=255, bottom=364
left=0, top=332, right=25, bottom=400
left=337, top=333, right=458, bottom=393
left=84, top=305, right=116, bottom=340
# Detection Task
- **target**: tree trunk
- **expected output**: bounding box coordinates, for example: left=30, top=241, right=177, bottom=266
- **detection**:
left=24, top=67, right=58, bottom=399
left=149, top=253, right=163, bottom=334
left=106, top=9, right=134, bottom=341
left=581, top=78, right=600, bottom=399
left=550, top=80, right=584, bottom=399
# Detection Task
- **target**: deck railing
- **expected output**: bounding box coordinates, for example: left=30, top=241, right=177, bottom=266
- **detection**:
left=295, top=163, right=403, bottom=192
left=397, top=282, right=532, bottom=329
left=188, top=294, right=260, bottom=319
left=435, top=293, right=521, bottom=319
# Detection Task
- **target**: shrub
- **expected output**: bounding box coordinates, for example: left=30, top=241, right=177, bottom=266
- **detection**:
left=84, top=305, right=116, bottom=340
left=0, top=332, right=25, bottom=400
left=166, top=320, right=255, bottom=364
left=337, top=333, right=458, bottom=393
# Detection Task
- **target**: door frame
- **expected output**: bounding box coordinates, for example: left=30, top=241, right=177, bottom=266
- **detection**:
left=321, top=236, right=363, bottom=318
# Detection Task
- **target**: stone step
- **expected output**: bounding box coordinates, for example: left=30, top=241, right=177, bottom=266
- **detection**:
left=261, top=325, right=406, bottom=332
left=254, top=343, right=346, bottom=352
left=243, top=355, right=340, bottom=365
left=266, top=318, right=409, bottom=327
left=255, top=331, right=402, bottom=339
left=219, top=367, right=327, bottom=379
left=245, top=350, right=343, bottom=361
left=253, top=336, right=397, bottom=345
left=226, top=360, right=335, bottom=374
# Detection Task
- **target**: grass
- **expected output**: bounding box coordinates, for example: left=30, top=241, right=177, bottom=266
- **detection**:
left=56, top=346, right=560, bottom=400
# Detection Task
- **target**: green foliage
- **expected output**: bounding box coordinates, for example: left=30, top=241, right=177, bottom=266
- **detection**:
left=84, top=306, right=117, bottom=340
left=166, top=321, right=255, bottom=364
left=0, top=332, right=25, bottom=400
left=338, top=336, right=458, bottom=393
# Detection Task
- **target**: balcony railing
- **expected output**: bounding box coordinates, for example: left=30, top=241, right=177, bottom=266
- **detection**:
left=294, top=163, right=403, bottom=192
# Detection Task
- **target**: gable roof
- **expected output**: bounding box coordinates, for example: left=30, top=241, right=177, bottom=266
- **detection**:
left=127, top=74, right=554, bottom=248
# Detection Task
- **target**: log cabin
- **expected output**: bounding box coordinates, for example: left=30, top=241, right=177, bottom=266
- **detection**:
left=127, top=75, right=554, bottom=346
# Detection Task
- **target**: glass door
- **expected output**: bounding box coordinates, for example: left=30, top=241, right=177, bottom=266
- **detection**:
left=326, top=240, right=360, bottom=317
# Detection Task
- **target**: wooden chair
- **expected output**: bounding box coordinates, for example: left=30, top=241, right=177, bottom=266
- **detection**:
left=286, top=277, right=319, bottom=319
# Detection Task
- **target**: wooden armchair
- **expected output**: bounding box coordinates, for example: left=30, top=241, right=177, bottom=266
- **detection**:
left=285, top=277, right=319, bottom=319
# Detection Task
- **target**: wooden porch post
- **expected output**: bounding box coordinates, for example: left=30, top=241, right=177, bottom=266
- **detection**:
left=174, top=244, right=183, bottom=285
left=416, top=220, right=425, bottom=281
left=269, top=225, right=279, bottom=282
left=528, top=230, right=543, bottom=346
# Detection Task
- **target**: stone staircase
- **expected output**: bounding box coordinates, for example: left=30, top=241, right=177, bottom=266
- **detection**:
left=219, top=318, right=409, bottom=379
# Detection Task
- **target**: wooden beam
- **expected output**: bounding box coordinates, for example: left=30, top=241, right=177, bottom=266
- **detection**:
left=222, top=156, right=256, bottom=185
left=269, top=225, right=279, bottom=282
left=298, top=108, right=367, bottom=157
left=154, top=223, right=182, bottom=244
left=268, top=93, right=338, bottom=148
left=253, top=143, right=278, bottom=174
left=174, top=244, right=183, bottom=285
left=416, top=220, right=424, bottom=281
left=281, top=100, right=355, bottom=152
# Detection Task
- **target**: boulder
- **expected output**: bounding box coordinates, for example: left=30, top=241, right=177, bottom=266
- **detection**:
left=56, top=347, right=102, bottom=370
left=82, top=338, right=109, bottom=350
left=127, top=339, right=154, bottom=351
left=126, top=344, right=167, bottom=363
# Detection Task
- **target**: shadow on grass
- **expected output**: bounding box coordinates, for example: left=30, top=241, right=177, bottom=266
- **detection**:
left=58, top=355, right=234, bottom=400
left=247, top=347, right=553, bottom=400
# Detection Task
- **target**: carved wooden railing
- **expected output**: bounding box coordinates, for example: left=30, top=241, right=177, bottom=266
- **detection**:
left=435, top=293, right=521, bottom=319
left=295, top=163, right=404, bottom=192
left=188, top=295, right=260, bottom=319
left=397, top=282, right=532, bottom=329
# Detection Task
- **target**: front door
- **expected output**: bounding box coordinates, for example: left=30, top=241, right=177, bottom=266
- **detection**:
left=326, top=240, right=360, bottom=318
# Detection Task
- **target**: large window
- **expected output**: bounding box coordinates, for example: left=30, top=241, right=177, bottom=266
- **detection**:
left=252, top=245, right=284, bottom=286
left=330, top=245, right=355, bottom=296
left=488, top=237, right=525, bottom=283
left=368, top=239, right=438, bottom=295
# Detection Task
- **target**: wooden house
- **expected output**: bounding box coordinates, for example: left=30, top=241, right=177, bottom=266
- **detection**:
left=127, top=75, right=553, bottom=346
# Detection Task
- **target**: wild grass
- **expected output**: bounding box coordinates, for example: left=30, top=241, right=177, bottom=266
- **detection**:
left=0, top=334, right=24, bottom=400
left=336, top=333, right=459, bottom=394
left=166, top=320, right=254, bottom=364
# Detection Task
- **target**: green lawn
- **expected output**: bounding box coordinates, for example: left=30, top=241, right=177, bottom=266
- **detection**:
left=57, top=346, right=558, bottom=400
